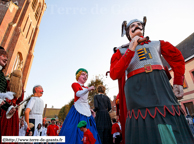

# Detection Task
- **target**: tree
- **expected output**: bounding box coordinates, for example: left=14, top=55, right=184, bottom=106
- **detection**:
left=87, top=75, right=108, bottom=109
left=58, top=104, right=69, bottom=121
left=68, top=98, right=74, bottom=109
left=58, top=98, right=74, bottom=121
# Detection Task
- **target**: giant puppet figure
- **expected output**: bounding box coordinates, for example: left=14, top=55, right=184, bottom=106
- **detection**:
left=0, top=47, right=15, bottom=112
left=0, top=69, right=24, bottom=144
left=25, top=85, right=44, bottom=133
left=59, top=68, right=102, bottom=144
left=110, top=17, right=194, bottom=144
left=0, top=47, right=24, bottom=143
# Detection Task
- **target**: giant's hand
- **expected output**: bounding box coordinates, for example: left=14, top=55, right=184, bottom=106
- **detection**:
left=91, top=109, right=96, bottom=118
left=88, top=86, right=95, bottom=91
left=6, top=105, right=16, bottom=119
left=173, top=85, right=184, bottom=100
left=0, top=92, right=15, bottom=100
left=8, top=107, right=16, bottom=115
left=128, top=36, right=140, bottom=51
left=0, top=100, right=5, bottom=107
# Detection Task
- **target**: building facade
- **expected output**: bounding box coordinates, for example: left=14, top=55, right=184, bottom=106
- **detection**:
left=0, top=0, right=46, bottom=89
left=163, top=32, right=194, bottom=116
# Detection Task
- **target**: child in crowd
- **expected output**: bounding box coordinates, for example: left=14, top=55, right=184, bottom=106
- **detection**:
left=33, top=123, right=42, bottom=136
left=77, top=120, right=96, bottom=144
left=42, top=123, right=48, bottom=136
left=111, top=118, right=121, bottom=144
left=27, top=131, right=33, bottom=136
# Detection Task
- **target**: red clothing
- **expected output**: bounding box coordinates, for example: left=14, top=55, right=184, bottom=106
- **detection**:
left=83, top=129, right=96, bottom=144
left=71, top=83, right=88, bottom=102
left=110, top=40, right=185, bottom=84
left=47, top=124, right=59, bottom=136
left=111, top=123, right=121, bottom=134
left=110, top=40, right=185, bottom=144
left=0, top=89, right=24, bottom=144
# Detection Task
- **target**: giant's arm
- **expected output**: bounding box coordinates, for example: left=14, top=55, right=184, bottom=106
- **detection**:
left=160, top=40, right=185, bottom=85
left=110, top=49, right=135, bottom=80
left=72, top=83, right=88, bottom=97
left=25, top=97, right=35, bottom=129
left=25, top=108, right=30, bottom=129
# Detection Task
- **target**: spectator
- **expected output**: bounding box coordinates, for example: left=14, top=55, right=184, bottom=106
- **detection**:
left=186, top=115, right=193, bottom=124
left=47, top=121, right=50, bottom=126
left=33, top=123, right=42, bottom=136
left=42, top=123, right=48, bottom=136
left=186, top=116, right=194, bottom=136
left=26, top=131, right=33, bottom=144
left=19, top=117, right=28, bottom=136
left=47, top=118, right=59, bottom=136
left=27, top=130, right=33, bottom=136
left=112, top=118, right=122, bottom=144
left=77, top=120, right=96, bottom=144
left=93, top=85, right=112, bottom=144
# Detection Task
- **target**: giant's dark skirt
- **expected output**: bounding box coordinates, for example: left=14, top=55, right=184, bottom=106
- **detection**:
left=124, top=70, right=194, bottom=144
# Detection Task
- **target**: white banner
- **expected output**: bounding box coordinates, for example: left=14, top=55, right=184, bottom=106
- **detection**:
left=2, top=136, right=65, bottom=143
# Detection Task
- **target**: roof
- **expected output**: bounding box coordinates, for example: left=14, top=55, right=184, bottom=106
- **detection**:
left=44, top=108, right=60, bottom=118
left=162, top=32, right=194, bottom=68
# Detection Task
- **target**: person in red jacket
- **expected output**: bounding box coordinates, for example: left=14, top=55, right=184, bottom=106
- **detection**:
left=77, top=120, right=96, bottom=144
left=110, top=17, right=194, bottom=144
left=47, top=118, right=59, bottom=136
left=111, top=118, right=121, bottom=144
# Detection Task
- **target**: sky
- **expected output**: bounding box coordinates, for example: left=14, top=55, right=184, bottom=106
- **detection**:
left=24, top=0, right=194, bottom=109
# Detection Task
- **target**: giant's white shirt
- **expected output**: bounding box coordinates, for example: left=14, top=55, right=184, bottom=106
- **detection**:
left=74, top=83, right=91, bottom=117
left=26, top=97, right=44, bottom=132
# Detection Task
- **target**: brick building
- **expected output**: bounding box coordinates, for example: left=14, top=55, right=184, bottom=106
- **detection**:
left=163, top=32, right=194, bottom=116
left=0, top=0, right=46, bottom=89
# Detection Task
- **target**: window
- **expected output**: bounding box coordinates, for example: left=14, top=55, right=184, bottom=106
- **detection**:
left=26, top=22, right=31, bottom=38
left=189, top=69, right=194, bottom=83
left=192, top=71, right=194, bottom=77
left=184, top=102, right=194, bottom=116
left=29, top=28, right=34, bottom=44
left=23, top=16, right=29, bottom=32
left=35, top=3, right=41, bottom=21
left=31, top=0, right=38, bottom=11
left=12, top=52, right=23, bottom=71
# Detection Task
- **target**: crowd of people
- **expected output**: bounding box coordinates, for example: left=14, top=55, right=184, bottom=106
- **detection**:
left=19, top=117, right=62, bottom=137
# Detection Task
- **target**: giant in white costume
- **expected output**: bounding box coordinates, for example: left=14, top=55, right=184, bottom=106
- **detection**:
left=25, top=85, right=44, bottom=133
left=26, top=96, right=44, bottom=132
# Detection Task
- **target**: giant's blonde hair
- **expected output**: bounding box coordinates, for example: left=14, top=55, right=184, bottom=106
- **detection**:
left=9, top=70, right=23, bottom=98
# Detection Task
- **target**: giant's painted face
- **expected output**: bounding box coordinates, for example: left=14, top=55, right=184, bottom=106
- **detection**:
left=35, top=86, right=44, bottom=97
left=78, top=72, right=88, bottom=84
left=0, top=54, right=8, bottom=67
left=129, top=21, right=143, bottom=39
